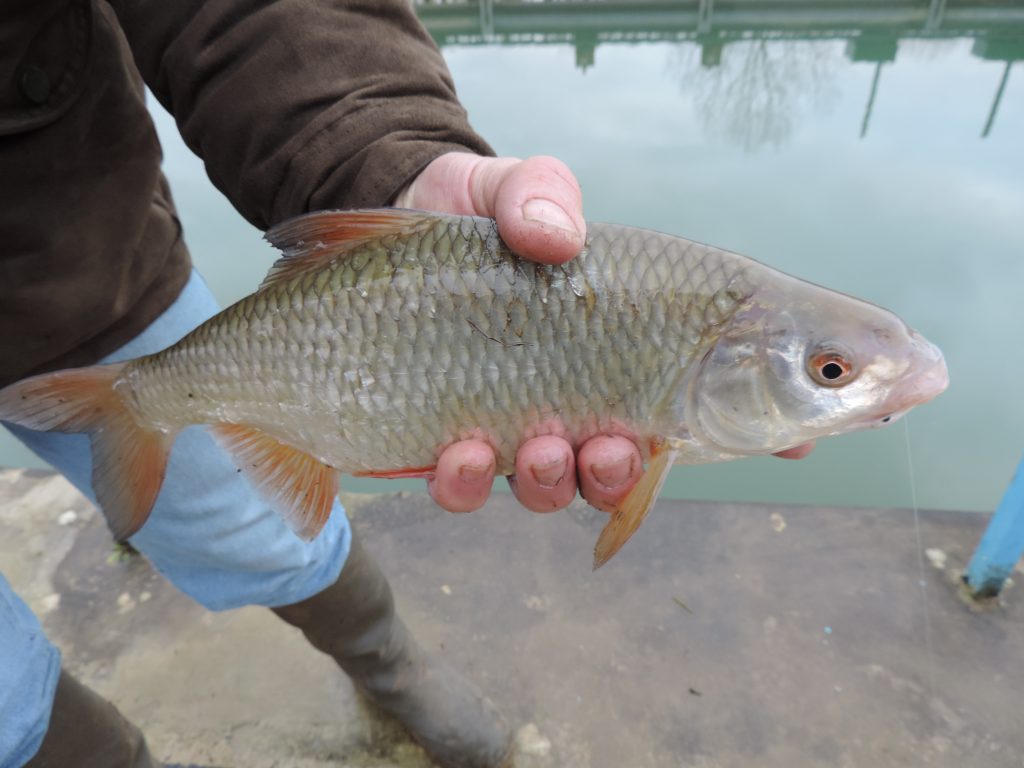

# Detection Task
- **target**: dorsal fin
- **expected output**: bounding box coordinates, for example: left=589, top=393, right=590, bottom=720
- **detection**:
left=260, top=208, right=435, bottom=290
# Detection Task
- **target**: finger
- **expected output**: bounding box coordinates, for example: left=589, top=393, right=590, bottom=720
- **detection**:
left=508, top=435, right=577, bottom=513
left=428, top=439, right=496, bottom=513
left=491, top=155, right=585, bottom=265
left=773, top=442, right=816, bottom=460
left=577, top=435, right=644, bottom=513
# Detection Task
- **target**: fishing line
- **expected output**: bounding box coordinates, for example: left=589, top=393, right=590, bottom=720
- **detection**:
left=904, top=416, right=936, bottom=693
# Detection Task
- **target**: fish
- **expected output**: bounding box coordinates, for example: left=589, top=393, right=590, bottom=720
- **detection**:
left=0, top=209, right=948, bottom=568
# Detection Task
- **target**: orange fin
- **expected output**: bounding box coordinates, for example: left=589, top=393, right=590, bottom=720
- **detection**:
left=0, top=364, right=174, bottom=541
left=353, top=466, right=436, bottom=480
left=260, top=208, right=436, bottom=290
left=593, top=442, right=680, bottom=570
left=212, top=423, right=338, bottom=540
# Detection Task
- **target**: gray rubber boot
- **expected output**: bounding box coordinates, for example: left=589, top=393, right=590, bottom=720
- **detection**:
left=22, top=669, right=158, bottom=768
left=271, top=534, right=514, bottom=768
left=23, top=670, right=218, bottom=768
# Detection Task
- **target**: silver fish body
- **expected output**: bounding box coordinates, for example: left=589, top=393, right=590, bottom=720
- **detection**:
left=0, top=209, right=948, bottom=563
left=133, top=215, right=756, bottom=472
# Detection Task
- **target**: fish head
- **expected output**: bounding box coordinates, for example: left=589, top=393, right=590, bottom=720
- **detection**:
left=686, top=278, right=948, bottom=456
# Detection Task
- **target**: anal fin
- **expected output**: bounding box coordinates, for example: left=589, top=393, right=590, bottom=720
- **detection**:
left=212, top=424, right=338, bottom=540
left=593, top=441, right=680, bottom=570
left=353, top=465, right=436, bottom=480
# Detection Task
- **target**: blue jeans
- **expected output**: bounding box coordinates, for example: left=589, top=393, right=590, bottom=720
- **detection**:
left=0, top=270, right=351, bottom=767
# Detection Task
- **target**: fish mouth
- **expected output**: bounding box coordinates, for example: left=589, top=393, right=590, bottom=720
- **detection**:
left=872, top=333, right=949, bottom=424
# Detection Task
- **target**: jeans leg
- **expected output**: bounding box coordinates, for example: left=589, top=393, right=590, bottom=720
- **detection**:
left=0, top=573, right=62, bottom=768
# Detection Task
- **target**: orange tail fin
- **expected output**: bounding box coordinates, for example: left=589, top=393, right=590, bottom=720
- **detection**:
left=0, top=364, right=174, bottom=541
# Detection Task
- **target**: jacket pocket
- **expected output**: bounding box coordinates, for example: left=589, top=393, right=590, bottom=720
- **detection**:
left=0, top=0, right=93, bottom=136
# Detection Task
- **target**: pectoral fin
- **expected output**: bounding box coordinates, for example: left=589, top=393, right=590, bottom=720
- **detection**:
left=212, top=424, right=339, bottom=540
left=593, top=442, right=680, bottom=570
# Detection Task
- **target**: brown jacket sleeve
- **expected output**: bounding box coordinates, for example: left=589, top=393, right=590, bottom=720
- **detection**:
left=109, top=0, right=494, bottom=228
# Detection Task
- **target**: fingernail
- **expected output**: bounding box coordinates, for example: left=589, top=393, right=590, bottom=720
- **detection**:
left=522, top=198, right=578, bottom=235
left=459, top=462, right=492, bottom=485
left=591, top=455, right=634, bottom=490
left=530, top=456, right=567, bottom=489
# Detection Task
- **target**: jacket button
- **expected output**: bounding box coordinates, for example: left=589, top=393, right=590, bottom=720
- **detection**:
left=19, top=66, right=51, bottom=105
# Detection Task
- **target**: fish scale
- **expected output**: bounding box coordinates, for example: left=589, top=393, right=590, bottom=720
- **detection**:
left=132, top=215, right=748, bottom=476
left=165, top=219, right=720, bottom=466
left=237, top=217, right=729, bottom=468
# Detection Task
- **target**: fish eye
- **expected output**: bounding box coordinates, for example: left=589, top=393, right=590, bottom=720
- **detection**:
left=807, top=346, right=857, bottom=388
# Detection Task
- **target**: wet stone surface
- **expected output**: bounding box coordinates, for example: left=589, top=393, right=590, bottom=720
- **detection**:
left=2, top=468, right=1022, bottom=767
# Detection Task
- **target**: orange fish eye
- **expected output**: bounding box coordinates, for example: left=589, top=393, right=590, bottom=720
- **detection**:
left=807, top=347, right=857, bottom=388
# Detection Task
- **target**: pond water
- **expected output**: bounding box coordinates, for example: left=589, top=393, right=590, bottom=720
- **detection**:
left=2, top=1, right=1022, bottom=514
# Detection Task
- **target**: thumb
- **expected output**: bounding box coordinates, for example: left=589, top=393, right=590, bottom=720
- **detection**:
left=395, top=152, right=585, bottom=265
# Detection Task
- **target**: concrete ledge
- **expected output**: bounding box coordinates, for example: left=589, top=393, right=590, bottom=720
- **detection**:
left=2, top=468, right=1021, bottom=767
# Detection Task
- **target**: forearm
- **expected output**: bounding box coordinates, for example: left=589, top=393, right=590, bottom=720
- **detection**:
left=109, top=0, right=492, bottom=227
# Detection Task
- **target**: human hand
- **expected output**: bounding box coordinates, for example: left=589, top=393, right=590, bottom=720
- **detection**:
left=395, top=152, right=644, bottom=514
left=773, top=443, right=816, bottom=460
left=394, top=152, right=814, bottom=515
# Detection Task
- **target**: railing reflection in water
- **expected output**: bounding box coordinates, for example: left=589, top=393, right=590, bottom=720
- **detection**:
left=414, top=0, right=1024, bottom=139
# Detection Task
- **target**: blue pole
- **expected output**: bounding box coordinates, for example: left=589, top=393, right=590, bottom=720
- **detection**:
left=965, top=455, right=1024, bottom=597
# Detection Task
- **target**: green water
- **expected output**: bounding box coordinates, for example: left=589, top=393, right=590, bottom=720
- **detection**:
left=3, top=1, right=1022, bottom=514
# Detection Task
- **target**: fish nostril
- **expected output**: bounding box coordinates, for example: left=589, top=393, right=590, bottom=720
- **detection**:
left=881, top=415, right=892, bottom=423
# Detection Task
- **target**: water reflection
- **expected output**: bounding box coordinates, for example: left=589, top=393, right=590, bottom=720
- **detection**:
left=1, top=0, right=1021, bottom=515
left=670, top=39, right=841, bottom=150
left=415, top=0, right=1024, bottom=142
left=413, top=0, right=1024, bottom=514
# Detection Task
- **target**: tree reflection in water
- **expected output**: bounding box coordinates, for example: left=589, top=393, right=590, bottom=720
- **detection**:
left=671, top=39, right=842, bottom=151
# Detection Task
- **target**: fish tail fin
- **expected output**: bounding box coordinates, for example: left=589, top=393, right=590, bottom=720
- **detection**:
left=0, top=364, right=174, bottom=541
